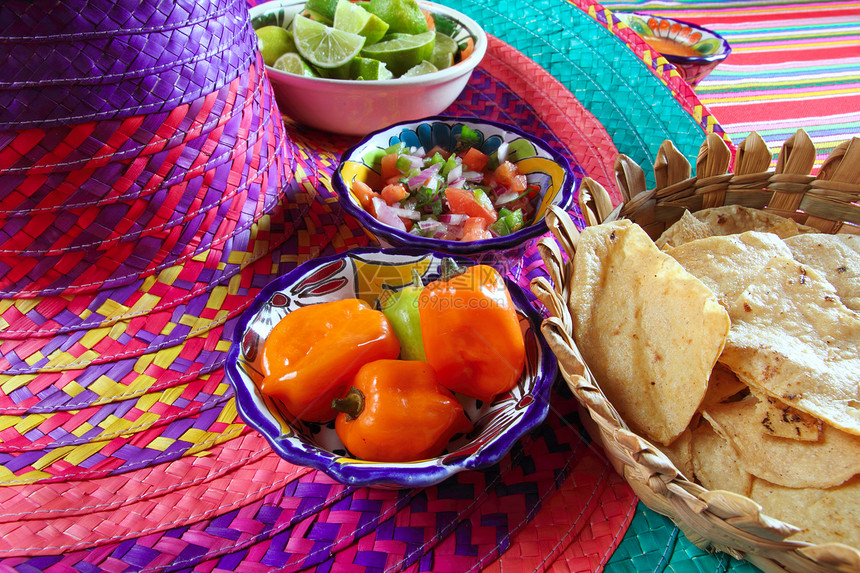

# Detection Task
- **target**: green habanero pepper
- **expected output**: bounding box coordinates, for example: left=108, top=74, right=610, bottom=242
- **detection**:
left=380, top=269, right=426, bottom=361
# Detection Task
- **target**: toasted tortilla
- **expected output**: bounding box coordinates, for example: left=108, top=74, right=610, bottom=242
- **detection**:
left=750, top=476, right=860, bottom=550
left=570, top=220, right=730, bottom=445
left=656, top=210, right=714, bottom=250
left=703, top=397, right=860, bottom=489
left=750, top=388, right=821, bottom=441
left=785, top=233, right=860, bottom=312
left=719, top=256, right=860, bottom=436
left=690, top=418, right=753, bottom=496
left=668, top=231, right=793, bottom=309
left=692, top=205, right=817, bottom=236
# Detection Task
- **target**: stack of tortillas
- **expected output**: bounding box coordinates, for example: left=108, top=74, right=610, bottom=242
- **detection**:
left=534, top=202, right=860, bottom=572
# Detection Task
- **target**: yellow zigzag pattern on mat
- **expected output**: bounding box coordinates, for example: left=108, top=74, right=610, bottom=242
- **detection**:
left=0, top=400, right=245, bottom=486
left=0, top=374, right=229, bottom=449
left=0, top=213, right=284, bottom=334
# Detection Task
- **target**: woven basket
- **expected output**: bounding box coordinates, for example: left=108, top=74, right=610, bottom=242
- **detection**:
left=532, top=129, right=860, bottom=573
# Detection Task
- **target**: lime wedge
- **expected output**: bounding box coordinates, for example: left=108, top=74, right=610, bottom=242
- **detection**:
left=255, top=25, right=296, bottom=66
left=304, top=0, right=339, bottom=23
left=401, top=60, right=438, bottom=77
left=352, top=57, right=394, bottom=80
left=360, top=30, right=435, bottom=76
left=429, top=32, right=457, bottom=70
left=292, top=15, right=366, bottom=69
left=333, top=0, right=390, bottom=45
left=273, top=52, right=319, bottom=77
left=319, top=57, right=394, bottom=80
left=367, top=0, right=428, bottom=35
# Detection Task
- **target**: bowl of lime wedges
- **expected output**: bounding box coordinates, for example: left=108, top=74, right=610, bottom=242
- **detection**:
left=249, top=0, right=487, bottom=136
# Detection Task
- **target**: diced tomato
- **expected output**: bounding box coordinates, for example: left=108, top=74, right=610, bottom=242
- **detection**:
left=381, top=153, right=400, bottom=180
left=381, top=183, right=408, bottom=205
left=400, top=217, right=414, bottom=232
left=509, top=174, right=528, bottom=194
left=445, top=187, right=497, bottom=223
left=352, top=179, right=382, bottom=216
left=461, top=217, right=491, bottom=241
left=494, top=161, right=520, bottom=187
left=461, top=147, right=488, bottom=172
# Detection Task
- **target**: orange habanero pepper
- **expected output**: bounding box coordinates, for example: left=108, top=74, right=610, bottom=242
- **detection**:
left=418, top=259, right=526, bottom=403
left=332, top=360, right=473, bottom=462
left=260, top=298, right=400, bottom=423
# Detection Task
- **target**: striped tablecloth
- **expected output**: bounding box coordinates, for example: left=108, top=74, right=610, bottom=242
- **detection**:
left=601, top=0, right=860, bottom=171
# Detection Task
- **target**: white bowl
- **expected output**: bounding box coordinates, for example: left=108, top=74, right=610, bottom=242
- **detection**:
left=249, top=0, right=488, bottom=136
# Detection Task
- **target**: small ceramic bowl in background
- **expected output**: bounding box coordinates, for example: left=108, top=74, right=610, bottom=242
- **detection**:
left=333, top=116, right=578, bottom=268
left=248, top=0, right=488, bottom=135
left=225, top=247, right=557, bottom=489
left=615, top=12, right=731, bottom=87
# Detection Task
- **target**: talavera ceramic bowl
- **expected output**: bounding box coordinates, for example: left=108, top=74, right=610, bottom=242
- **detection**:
left=615, top=12, right=731, bottom=87
left=249, top=0, right=488, bottom=135
left=332, top=116, right=578, bottom=268
left=225, top=248, right=557, bottom=488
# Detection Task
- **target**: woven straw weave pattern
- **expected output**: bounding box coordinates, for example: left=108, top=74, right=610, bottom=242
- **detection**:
left=0, top=0, right=256, bottom=130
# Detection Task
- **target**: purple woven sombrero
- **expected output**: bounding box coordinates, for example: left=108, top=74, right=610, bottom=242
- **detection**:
left=0, top=0, right=257, bottom=131
left=0, top=57, right=295, bottom=298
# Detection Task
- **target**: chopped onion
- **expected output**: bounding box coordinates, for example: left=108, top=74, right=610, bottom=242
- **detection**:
left=462, top=169, right=483, bottom=182
left=495, top=191, right=519, bottom=205
left=389, top=205, right=421, bottom=220
left=440, top=213, right=468, bottom=225
left=445, top=164, right=462, bottom=183
left=401, top=154, right=424, bottom=171
left=447, top=176, right=465, bottom=189
left=495, top=141, right=509, bottom=163
left=417, top=219, right=446, bottom=236
left=407, top=162, right=442, bottom=190
left=372, top=197, right=407, bottom=231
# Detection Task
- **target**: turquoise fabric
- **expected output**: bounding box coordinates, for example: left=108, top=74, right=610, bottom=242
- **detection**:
left=607, top=504, right=761, bottom=571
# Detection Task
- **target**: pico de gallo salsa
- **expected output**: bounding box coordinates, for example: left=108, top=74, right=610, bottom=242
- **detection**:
left=350, top=127, right=539, bottom=241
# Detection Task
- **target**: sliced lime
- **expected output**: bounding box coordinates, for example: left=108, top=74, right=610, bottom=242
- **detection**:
left=273, top=52, right=319, bottom=77
left=292, top=15, right=366, bottom=69
left=367, top=0, right=428, bottom=35
left=255, top=25, right=296, bottom=66
left=401, top=60, right=438, bottom=77
left=429, top=32, right=457, bottom=70
left=359, top=30, right=435, bottom=76
left=352, top=57, right=394, bottom=80
left=333, top=0, right=390, bottom=45
left=304, top=0, right=339, bottom=23
left=319, top=57, right=394, bottom=80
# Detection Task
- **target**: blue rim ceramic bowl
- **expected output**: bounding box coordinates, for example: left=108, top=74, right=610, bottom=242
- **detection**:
left=332, top=116, right=578, bottom=267
left=614, top=12, right=731, bottom=87
left=249, top=1, right=488, bottom=135
left=225, top=247, right=557, bottom=489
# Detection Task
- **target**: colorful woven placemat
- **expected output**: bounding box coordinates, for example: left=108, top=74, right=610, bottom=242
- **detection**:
left=0, top=0, right=764, bottom=570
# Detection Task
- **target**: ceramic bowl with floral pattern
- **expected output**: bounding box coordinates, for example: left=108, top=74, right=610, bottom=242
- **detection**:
left=225, top=247, right=557, bottom=488
left=332, top=116, right=578, bottom=268
left=615, top=12, right=731, bottom=87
